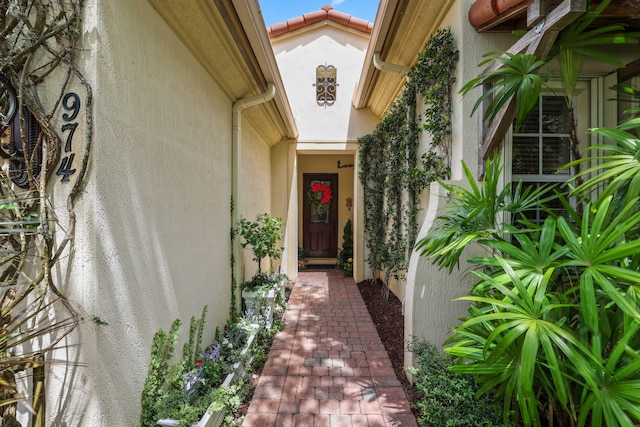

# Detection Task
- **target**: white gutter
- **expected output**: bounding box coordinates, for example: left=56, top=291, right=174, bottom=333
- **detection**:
left=232, top=82, right=276, bottom=283
left=232, top=0, right=298, bottom=139
left=373, top=52, right=410, bottom=78
left=352, top=0, right=400, bottom=109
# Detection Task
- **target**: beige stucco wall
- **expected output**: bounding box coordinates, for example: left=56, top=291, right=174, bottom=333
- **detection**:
left=404, top=0, right=516, bottom=368
left=44, top=0, right=276, bottom=425
left=238, top=118, right=276, bottom=280
left=271, top=25, right=377, bottom=142
left=271, top=141, right=298, bottom=279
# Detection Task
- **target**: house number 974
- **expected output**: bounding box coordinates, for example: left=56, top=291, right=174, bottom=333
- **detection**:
left=56, top=92, right=80, bottom=182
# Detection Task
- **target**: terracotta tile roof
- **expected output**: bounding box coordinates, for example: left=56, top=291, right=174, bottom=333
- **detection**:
left=468, top=0, right=526, bottom=28
left=268, top=4, right=373, bottom=38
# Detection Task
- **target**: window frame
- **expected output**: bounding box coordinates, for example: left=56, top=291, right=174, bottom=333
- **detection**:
left=502, top=81, right=589, bottom=224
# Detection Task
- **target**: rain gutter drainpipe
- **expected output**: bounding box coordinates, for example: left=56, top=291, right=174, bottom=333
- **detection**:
left=373, top=52, right=410, bottom=80
left=232, top=82, right=276, bottom=284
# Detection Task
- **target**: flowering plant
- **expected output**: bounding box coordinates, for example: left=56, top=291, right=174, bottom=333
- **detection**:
left=141, top=289, right=289, bottom=427
left=142, top=307, right=256, bottom=426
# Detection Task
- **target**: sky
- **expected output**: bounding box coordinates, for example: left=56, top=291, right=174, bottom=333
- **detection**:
left=258, top=0, right=379, bottom=27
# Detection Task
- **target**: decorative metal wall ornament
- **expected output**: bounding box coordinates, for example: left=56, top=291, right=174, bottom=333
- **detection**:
left=0, top=76, right=43, bottom=189
left=314, top=65, right=337, bottom=106
left=0, top=76, right=16, bottom=126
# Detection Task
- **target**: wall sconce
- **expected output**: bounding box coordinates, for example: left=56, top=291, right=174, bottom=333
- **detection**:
left=346, top=197, right=352, bottom=211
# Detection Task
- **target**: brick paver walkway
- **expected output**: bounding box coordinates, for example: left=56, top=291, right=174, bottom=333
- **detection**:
left=243, top=269, right=417, bottom=426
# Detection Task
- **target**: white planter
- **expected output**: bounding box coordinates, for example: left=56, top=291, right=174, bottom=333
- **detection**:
left=242, top=287, right=277, bottom=328
left=157, top=334, right=256, bottom=427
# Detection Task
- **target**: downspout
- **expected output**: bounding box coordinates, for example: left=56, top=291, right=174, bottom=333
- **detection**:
left=373, top=52, right=410, bottom=78
left=232, top=82, right=276, bottom=291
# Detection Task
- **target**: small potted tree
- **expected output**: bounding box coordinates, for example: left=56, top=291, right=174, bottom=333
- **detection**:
left=337, top=219, right=353, bottom=275
left=235, top=213, right=285, bottom=326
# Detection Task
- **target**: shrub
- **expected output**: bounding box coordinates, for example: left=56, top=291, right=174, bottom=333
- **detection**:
left=406, top=338, right=507, bottom=427
left=235, top=213, right=284, bottom=274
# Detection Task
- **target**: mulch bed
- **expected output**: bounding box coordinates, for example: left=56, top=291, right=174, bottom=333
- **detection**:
left=356, top=279, right=420, bottom=416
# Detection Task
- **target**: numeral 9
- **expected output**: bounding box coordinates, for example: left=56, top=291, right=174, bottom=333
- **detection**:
left=62, top=92, right=80, bottom=122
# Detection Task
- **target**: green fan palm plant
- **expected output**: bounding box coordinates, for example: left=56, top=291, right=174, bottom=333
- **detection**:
left=415, top=155, right=555, bottom=272
left=421, top=110, right=640, bottom=426
left=577, top=321, right=640, bottom=426
left=461, top=52, right=544, bottom=131
left=565, top=116, right=640, bottom=204
left=445, top=199, right=640, bottom=425
left=421, top=3, right=640, bottom=425
left=461, top=0, right=638, bottom=170
left=552, top=0, right=638, bottom=176
left=446, top=254, right=587, bottom=427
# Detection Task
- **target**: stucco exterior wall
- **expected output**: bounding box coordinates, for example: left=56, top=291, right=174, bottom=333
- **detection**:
left=271, top=25, right=376, bottom=142
left=404, top=0, right=516, bottom=367
left=271, top=141, right=299, bottom=279
left=238, top=119, right=275, bottom=279
left=45, top=0, right=274, bottom=424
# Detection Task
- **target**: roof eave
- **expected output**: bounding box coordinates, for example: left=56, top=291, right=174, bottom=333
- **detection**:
left=148, top=0, right=297, bottom=144
left=232, top=0, right=298, bottom=140
left=352, top=0, right=456, bottom=117
left=352, top=0, right=401, bottom=111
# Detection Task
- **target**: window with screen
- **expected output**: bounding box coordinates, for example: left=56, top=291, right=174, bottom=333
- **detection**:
left=512, top=95, right=572, bottom=223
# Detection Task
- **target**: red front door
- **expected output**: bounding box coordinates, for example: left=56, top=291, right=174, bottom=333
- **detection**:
left=303, top=173, right=338, bottom=258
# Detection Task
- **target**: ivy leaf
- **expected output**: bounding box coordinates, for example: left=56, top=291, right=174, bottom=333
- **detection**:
left=92, top=316, right=109, bottom=326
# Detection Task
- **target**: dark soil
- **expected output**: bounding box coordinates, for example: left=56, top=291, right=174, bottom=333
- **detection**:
left=356, top=279, right=420, bottom=415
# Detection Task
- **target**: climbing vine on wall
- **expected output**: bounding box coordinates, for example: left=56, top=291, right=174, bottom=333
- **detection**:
left=359, top=29, right=458, bottom=296
left=413, top=28, right=458, bottom=167
left=0, top=1, right=90, bottom=421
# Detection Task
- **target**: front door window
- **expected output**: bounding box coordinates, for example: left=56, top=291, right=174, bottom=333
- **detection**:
left=309, top=180, right=332, bottom=223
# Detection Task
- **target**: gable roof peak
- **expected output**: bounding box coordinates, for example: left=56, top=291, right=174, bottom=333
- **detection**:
left=268, top=5, right=373, bottom=38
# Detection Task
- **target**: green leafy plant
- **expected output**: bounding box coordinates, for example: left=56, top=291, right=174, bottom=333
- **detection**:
left=414, top=28, right=459, bottom=166
left=139, top=319, right=181, bottom=427
left=235, top=213, right=284, bottom=275
left=461, top=52, right=544, bottom=131
left=359, top=29, right=456, bottom=296
left=421, top=118, right=640, bottom=425
left=406, top=338, right=507, bottom=426
left=139, top=306, right=260, bottom=427
left=565, top=115, right=640, bottom=205
left=139, top=286, right=289, bottom=427
left=461, top=0, right=638, bottom=174
left=337, top=219, right=353, bottom=275
left=297, top=246, right=309, bottom=270
left=445, top=198, right=640, bottom=426
left=427, top=5, right=640, bottom=425
left=415, top=155, right=554, bottom=272
left=241, top=272, right=287, bottom=292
